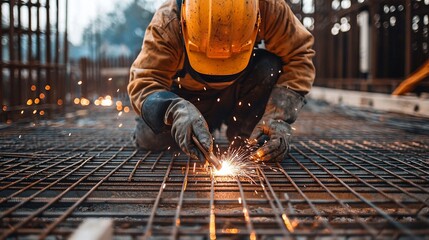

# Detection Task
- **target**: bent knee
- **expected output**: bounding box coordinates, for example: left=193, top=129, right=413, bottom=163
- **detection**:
left=133, top=117, right=176, bottom=151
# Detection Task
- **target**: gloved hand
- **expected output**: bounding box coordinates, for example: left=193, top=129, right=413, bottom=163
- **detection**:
left=165, top=98, right=213, bottom=162
left=141, top=91, right=213, bottom=163
left=250, top=87, right=305, bottom=162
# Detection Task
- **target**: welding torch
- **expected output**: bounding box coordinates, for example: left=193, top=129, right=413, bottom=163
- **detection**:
left=192, top=135, right=222, bottom=170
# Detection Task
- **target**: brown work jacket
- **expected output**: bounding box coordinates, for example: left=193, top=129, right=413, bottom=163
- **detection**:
left=128, top=0, right=315, bottom=116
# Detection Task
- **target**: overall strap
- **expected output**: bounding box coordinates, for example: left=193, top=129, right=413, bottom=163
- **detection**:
left=176, top=0, right=182, bottom=18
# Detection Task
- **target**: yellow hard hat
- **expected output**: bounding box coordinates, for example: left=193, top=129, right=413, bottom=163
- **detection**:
left=181, top=0, right=261, bottom=75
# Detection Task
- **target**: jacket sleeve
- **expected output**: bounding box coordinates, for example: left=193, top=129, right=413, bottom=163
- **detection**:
left=127, top=16, right=183, bottom=116
left=260, top=1, right=315, bottom=95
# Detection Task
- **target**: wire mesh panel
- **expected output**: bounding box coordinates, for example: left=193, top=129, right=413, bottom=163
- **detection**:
left=0, top=104, right=428, bottom=239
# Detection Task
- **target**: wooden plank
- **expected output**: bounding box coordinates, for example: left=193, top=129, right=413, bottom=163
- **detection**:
left=309, top=86, right=429, bottom=117
left=69, top=218, right=113, bottom=240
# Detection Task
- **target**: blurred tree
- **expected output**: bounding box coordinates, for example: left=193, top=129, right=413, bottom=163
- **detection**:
left=80, top=0, right=154, bottom=59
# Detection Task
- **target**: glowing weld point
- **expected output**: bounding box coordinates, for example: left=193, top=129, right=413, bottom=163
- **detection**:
left=117, top=89, right=120, bottom=92
left=21, top=110, right=24, bottom=114
left=217, top=98, right=220, bottom=102
left=270, top=73, right=274, bottom=77
left=214, top=160, right=243, bottom=176
left=233, top=116, right=237, bottom=122
left=204, top=87, right=207, bottom=91
left=238, top=197, right=242, bottom=204
left=292, top=127, right=296, bottom=131
left=167, top=146, right=171, bottom=150
left=197, top=98, right=200, bottom=101
left=248, top=103, right=251, bottom=107
left=108, top=78, right=112, bottom=81
left=162, top=183, right=166, bottom=189
left=77, top=81, right=82, bottom=85
left=68, top=133, right=71, bottom=136
left=19, top=135, right=21, bottom=139
left=239, top=101, right=242, bottom=106
left=118, top=123, right=123, bottom=128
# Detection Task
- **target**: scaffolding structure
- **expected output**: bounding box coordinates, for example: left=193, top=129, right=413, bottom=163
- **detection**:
left=289, top=0, right=429, bottom=93
left=0, top=0, right=68, bottom=122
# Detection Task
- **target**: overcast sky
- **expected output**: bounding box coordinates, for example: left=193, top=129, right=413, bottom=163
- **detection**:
left=68, top=0, right=163, bottom=45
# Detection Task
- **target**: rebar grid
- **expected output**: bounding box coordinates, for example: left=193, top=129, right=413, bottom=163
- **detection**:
left=0, top=106, right=428, bottom=239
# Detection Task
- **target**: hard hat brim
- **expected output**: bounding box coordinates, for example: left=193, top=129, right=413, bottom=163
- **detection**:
left=187, top=48, right=253, bottom=76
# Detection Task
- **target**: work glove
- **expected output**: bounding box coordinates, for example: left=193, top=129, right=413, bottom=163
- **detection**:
left=250, top=87, right=305, bottom=162
left=141, top=91, right=213, bottom=163
left=165, top=99, right=213, bottom=162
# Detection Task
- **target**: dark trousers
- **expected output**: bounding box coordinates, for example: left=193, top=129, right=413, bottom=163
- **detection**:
left=133, top=49, right=282, bottom=150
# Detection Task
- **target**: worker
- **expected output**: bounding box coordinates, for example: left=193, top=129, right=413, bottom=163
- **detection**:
left=128, top=0, right=315, bottom=166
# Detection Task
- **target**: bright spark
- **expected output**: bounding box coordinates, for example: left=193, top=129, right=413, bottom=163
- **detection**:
left=214, top=161, right=238, bottom=176
left=212, top=141, right=259, bottom=181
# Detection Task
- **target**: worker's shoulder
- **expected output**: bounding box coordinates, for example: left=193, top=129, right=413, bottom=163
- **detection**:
left=150, top=0, right=180, bottom=30
left=259, top=0, right=289, bottom=12
left=259, top=0, right=289, bottom=6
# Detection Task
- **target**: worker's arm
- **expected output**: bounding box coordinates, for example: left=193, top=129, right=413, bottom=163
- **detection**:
left=127, top=3, right=212, bottom=163
left=127, top=21, right=182, bottom=117
left=250, top=87, right=305, bottom=161
left=251, top=1, right=314, bottom=161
